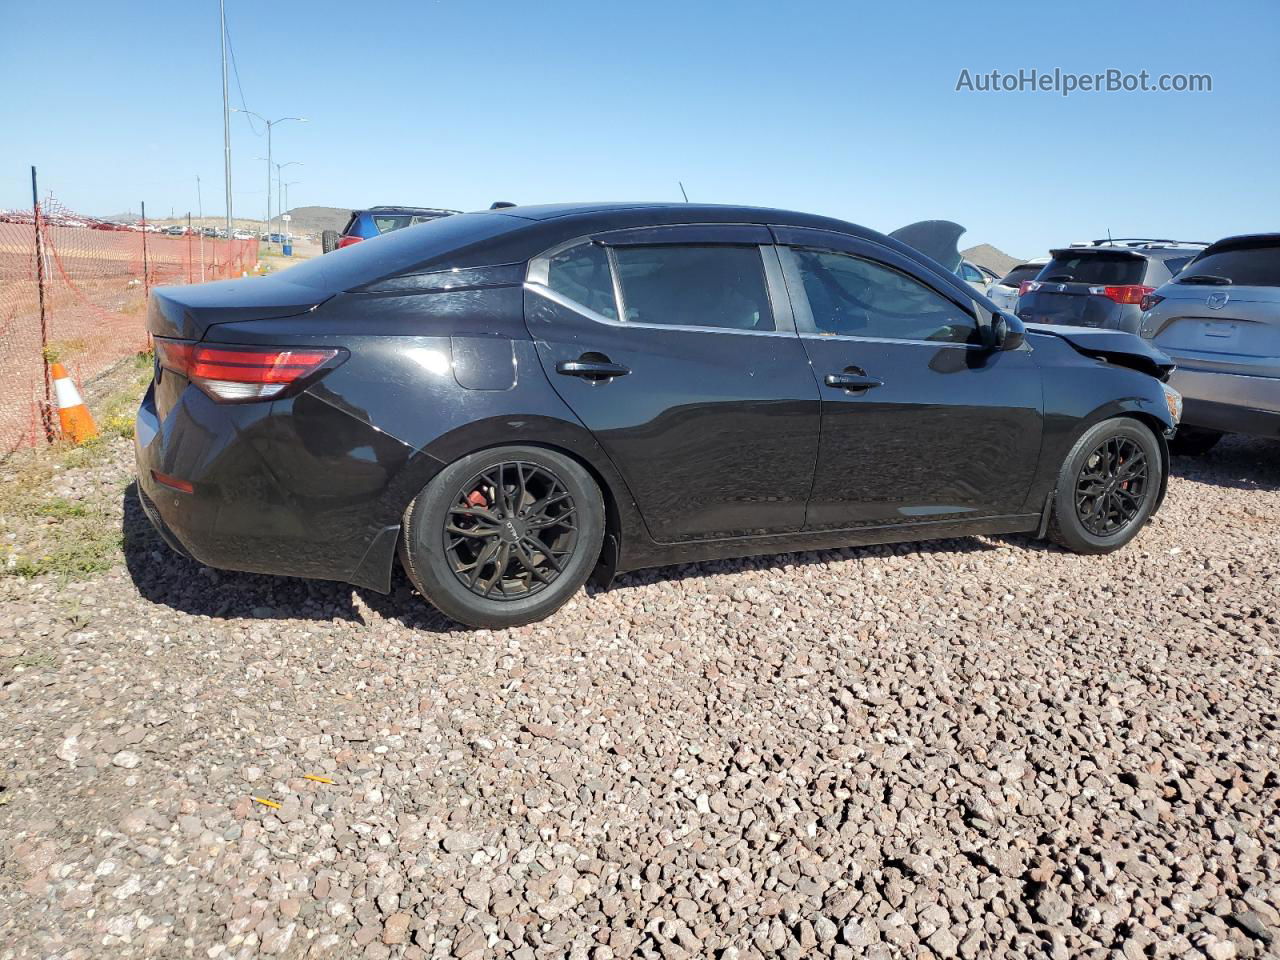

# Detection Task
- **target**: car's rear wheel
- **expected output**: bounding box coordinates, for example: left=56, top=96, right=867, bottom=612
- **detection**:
left=321, top=229, right=339, bottom=254
left=1048, top=418, right=1162, bottom=555
left=400, top=446, right=604, bottom=628
left=1169, top=426, right=1222, bottom=457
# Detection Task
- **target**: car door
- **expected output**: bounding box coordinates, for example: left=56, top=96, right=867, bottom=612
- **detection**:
left=772, top=226, right=1043, bottom=531
left=524, top=225, right=821, bottom=542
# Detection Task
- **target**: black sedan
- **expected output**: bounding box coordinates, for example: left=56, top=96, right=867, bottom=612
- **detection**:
left=136, top=203, right=1182, bottom=627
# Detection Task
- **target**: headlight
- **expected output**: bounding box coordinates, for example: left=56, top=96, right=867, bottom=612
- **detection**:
left=1162, top=382, right=1183, bottom=423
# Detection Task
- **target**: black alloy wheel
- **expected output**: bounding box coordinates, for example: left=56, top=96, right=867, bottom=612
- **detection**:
left=1047, top=418, right=1163, bottom=555
left=443, top=461, right=578, bottom=600
left=1073, top=436, right=1150, bottom=537
left=400, top=445, right=605, bottom=629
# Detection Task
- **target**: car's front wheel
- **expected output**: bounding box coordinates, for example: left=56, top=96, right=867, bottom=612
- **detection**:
left=1048, top=418, right=1163, bottom=555
left=400, top=446, right=604, bottom=628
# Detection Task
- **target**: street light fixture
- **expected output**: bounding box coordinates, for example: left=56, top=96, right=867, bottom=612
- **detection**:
left=233, top=108, right=307, bottom=249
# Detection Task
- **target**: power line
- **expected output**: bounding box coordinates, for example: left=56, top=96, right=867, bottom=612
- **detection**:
left=224, top=12, right=263, bottom=136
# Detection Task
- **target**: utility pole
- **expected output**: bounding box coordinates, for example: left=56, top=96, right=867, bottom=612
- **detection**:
left=220, top=0, right=233, bottom=240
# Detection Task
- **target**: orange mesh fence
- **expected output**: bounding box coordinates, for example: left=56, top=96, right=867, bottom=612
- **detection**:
left=0, top=197, right=258, bottom=456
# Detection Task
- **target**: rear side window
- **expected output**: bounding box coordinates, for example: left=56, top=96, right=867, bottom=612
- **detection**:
left=1040, top=254, right=1145, bottom=285
left=1178, top=244, right=1280, bottom=287
left=1001, top=264, right=1042, bottom=287
left=1162, top=255, right=1194, bottom=277
left=546, top=243, right=617, bottom=319
left=373, top=215, right=413, bottom=234
left=789, top=249, right=978, bottom=344
left=613, top=246, right=775, bottom=331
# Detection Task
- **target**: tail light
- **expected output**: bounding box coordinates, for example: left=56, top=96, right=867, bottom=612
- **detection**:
left=1018, top=280, right=1042, bottom=297
left=1140, top=293, right=1165, bottom=311
left=336, top=235, right=363, bottom=248
left=1088, top=284, right=1155, bottom=305
left=155, top=339, right=344, bottom=403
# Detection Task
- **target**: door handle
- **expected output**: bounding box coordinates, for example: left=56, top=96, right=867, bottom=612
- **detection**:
left=556, top=359, right=631, bottom=379
left=824, top=372, right=883, bottom=391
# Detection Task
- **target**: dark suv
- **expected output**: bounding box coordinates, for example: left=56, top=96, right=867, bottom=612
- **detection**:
left=321, top=205, right=459, bottom=252
left=1017, top=239, right=1204, bottom=333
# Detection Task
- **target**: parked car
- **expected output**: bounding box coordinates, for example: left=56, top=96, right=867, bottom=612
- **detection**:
left=1138, top=233, right=1280, bottom=454
left=165, top=225, right=185, bottom=236
left=957, top=260, right=999, bottom=294
left=1017, top=239, right=1204, bottom=333
left=137, top=202, right=1180, bottom=628
left=988, top=258, right=1049, bottom=313
left=321, top=205, right=460, bottom=253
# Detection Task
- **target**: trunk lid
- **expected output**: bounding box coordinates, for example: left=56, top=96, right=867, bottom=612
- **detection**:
left=147, top=275, right=327, bottom=340
left=1143, top=290, right=1280, bottom=378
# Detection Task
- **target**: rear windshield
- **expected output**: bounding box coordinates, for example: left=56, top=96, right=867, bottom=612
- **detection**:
left=1178, top=243, right=1280, bottom=287
left=1039, top=253, right=1145, bottom=286
left=279, top=212, right=525, bottom=291
left=1000, top=264, right=1042, bottom=287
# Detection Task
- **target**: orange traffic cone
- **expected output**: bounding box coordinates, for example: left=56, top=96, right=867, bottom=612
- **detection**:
left=50, top=362, right=98, bottom=443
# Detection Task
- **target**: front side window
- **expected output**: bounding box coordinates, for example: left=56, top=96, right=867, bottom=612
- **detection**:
left=613, top=245, right=775, bottom=331
left=546, top=242, right=618, bottom=319
left=789, top=248, right=978, bottom=344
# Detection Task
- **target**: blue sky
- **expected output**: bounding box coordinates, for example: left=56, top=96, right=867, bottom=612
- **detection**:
left=2, top=0, right=1277, bottom=257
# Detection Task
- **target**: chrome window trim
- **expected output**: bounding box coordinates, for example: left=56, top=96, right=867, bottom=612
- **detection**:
left=799, top=331, right=986, bottom=351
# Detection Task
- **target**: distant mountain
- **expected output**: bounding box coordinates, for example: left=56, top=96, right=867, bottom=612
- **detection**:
left=962, top=243, right=1027, bottom=277
left=280, top=206, right=353, bottom=237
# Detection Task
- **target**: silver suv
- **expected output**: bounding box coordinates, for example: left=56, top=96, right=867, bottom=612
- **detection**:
left=1139, top=233, right=1280, bottom=454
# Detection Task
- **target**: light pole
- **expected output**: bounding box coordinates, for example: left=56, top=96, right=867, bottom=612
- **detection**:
left=219, top=0, right=232, bottom=240
left=273, top=161, right=303, bottom=234
left=233, top=108, right=306, bottom=249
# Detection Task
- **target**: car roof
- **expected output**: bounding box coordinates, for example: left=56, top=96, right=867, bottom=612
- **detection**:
left=1197, top=232, right=1280, bottom=256
left=468, top=201, right=863, bottom=231
left=361, top=206, right=461, bottom=216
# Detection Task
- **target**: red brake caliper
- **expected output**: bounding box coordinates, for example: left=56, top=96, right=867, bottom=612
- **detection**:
left=466, top=489, right=488, bottom=508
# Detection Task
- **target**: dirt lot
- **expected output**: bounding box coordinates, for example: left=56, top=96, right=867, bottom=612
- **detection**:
left=1, top=379, right=1277, bottom=959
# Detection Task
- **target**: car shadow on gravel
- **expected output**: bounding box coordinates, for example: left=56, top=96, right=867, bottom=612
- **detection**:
left=1167, top=436, right=1280, bottom=491
left=122, top=483, right=405, bottom=626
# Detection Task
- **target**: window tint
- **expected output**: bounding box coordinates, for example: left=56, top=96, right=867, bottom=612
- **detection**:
left=1177, top=243, right=1280, bottom=287
left=613, top=246, right=774, bottom=331
left=791, top=249, right=978, bottom=344
left=1000, top=264, right=1043, bottom=287
left=960, top=263, right=983, bottom=282
left=1162, top=255, right=1194, bottom=277
left=373, top=215, right=414, bottom=234
left=1040, top=253, right=1144, bottom=285
left=546, top=242, right=618, bottom=319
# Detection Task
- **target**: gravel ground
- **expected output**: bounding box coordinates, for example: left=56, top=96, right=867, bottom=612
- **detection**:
left=1, top=430, right=1278, bottom=960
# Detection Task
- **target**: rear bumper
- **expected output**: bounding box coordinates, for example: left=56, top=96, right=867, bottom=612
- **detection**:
left=134, top=381, right=434, bottom=592
left=1169, top=367, right=1280, bottom=437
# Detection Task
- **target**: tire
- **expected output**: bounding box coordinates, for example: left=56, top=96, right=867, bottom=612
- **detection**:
left=399, top=446, right=604, bottom=628
left=1169, top=427, right=1222, bottom=457
left=1047, top=418, right=1163, bottom=555
left=321, top=229, right=339, bottom=254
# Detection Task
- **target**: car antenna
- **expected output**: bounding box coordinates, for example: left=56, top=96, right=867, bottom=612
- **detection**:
left=1107, top=227, right=1113, bottom=243
left=678, top=181, right=689, bottom=203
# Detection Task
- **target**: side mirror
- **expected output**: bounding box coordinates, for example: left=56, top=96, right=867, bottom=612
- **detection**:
left=990, top=313, right=1025, bottom=351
